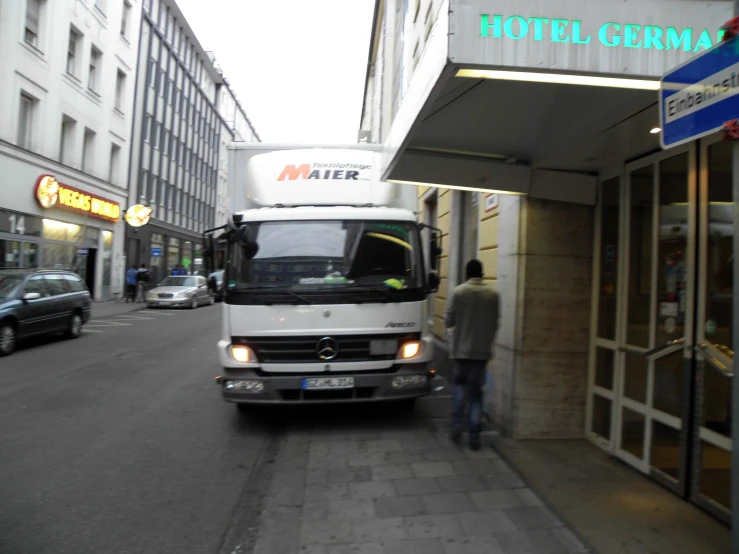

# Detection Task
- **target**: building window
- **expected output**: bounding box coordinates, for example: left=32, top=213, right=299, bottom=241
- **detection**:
left=115, top=69, right=126, bottom=111
left=82, top=128, right=96, bottom=174
left=88, top=46, right=102, bottom=93
left=109, top=144, right=121, bottom=184
left=121, top=1, right=131, bottom=37
left=59, top=115, right=77, bottom=165
left=95, top=0, right=106, bottom=14
left=25, top=0, right=43, bottom=48
left=67, top=27, right=81, bottom=77
left=143, top=115, right=152, bottom=142
left=17, top=93, right=36, bottom=150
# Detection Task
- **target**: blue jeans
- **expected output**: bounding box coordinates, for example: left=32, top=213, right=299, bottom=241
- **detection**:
left=452, top=359, right=487, bottom=442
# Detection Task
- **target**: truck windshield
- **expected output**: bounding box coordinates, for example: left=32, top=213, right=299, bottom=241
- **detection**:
left=227, top=220, right=423, bottom=293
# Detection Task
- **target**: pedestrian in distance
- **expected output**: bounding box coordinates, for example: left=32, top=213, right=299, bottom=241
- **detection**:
left=444, top=259, right=500, bottom=451
left=125, top=265, right=138, bottom=302
left=136, top=264, right=151, bottom=302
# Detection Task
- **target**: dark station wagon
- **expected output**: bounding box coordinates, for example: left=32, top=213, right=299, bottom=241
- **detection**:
left=0, top=269, right=92, bottom=357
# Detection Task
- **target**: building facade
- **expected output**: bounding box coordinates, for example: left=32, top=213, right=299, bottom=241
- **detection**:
left=125, top=0, right=258, bottom=282
left=0, top=0, right=143, bottom=300
left=361, top=0, right=735, bottom=527
left=209, top=56, right=260, bottom=228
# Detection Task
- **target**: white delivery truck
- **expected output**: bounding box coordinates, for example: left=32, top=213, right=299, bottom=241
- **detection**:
left=205, top=146, right=443, bottom=410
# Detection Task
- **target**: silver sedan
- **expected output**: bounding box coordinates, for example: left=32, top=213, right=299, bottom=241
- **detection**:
left=146, top=275, right=214, bottom=309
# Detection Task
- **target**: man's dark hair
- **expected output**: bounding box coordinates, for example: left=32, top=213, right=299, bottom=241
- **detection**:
left=140, top=263, right=146, bottom=268
left=466, top=259, right=483, bottom=280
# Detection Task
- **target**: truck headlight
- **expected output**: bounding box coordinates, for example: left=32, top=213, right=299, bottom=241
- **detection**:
left=399, top=341, right=421, bottom=359
left=231, top=345, right=255, bottom=363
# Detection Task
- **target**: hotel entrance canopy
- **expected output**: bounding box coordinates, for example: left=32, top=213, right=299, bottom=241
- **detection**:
left=377, top=0, right=733, bottom=204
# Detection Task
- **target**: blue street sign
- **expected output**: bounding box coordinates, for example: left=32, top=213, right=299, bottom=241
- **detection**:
left=151, top=247, right=162, bottom=257
left=660, top=35, right=739, bottom=149
left=76, top=248, right=88, bottom=257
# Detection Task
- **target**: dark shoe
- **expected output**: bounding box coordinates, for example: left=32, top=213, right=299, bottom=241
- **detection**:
left=450, top=428, right=463, bottom=445
left=469, top=439, right=481, bottom=451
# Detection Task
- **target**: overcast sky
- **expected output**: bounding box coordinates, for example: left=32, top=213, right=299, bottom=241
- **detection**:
left=176, top=0, right=376, bottom=144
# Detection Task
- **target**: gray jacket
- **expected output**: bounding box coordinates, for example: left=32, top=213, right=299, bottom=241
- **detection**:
left=444, top=278, right=500, bottom=360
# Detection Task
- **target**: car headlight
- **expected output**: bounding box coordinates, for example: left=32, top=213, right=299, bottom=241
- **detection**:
left=175, top=290, right=188, bottom=297
left=231, top=344, right=255, bottom=363
left=399, top=341, right=421, bottom=359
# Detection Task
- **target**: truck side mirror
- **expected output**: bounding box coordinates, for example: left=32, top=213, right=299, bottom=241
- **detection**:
left=428, top=272, right=440, bottom=293
left=429, top=232, right=442, bottom=271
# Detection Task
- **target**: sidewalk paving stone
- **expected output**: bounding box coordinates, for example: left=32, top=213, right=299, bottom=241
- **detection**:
left=392, top=478, right=440, bottom=496
left=254, top=406, right=590, bottom=554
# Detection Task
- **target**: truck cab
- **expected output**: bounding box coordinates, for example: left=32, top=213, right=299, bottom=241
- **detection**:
left=206, top=148, right=442, bottom=409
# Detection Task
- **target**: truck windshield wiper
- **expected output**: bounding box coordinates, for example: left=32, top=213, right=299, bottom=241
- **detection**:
left=312, top=284, right=397, bottom=302
left=262, top=287, right=312, bottom=305
left=228, top=285, right=312, bottom=304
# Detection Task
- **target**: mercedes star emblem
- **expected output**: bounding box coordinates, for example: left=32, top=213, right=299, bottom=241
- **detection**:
left=316, top=337, right=339, bottom=360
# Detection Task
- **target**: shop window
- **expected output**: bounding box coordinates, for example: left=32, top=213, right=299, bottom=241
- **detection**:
left=0, top=241, right=21, bottom=269
left=42, top=219, right=81, bottom=243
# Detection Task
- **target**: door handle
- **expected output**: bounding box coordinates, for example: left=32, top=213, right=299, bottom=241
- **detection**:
left=695, top=343, right=734, bottom=378
left=641, top=338, right=684, bottom=360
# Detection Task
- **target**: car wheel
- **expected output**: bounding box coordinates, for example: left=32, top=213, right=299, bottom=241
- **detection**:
left=65, top=312, right=83, bottom=339
left=190, top=296, right=198, bottom=309
left=0, top=321, right=17, bottom=357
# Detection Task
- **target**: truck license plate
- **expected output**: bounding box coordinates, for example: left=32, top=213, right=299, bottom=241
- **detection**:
left=302, top=377, right=355, bottom=390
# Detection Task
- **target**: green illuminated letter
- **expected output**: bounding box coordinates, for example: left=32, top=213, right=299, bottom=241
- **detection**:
left=480, top=14, right=503, bottom=38
left=528, top=17, right=550, bottom=41
left=504, top=15, right=529, bottom=40
left=599, top=23, right=621, bottom=46
left=666, top=27, right=693, bottom=51
left=693, top=29, right=713, bottom=52
left=551, top=19, right=570, bottom=43
left=644, top=26, right=665, bottom=50
left=623, top=24, right=642, bottom=48
left=571, top=20, right=591, bottom=44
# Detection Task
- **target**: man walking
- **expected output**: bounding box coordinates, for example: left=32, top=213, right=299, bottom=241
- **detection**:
left=125, top=265, right=138, bottom=302
left=444, top=259, right=500, bottom=451
left=136, top=264, right=151, bottom=302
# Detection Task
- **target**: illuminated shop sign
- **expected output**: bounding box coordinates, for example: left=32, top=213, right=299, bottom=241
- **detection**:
left=124, top=204, right=153, bottom=227
left=34, top=175, right=121, bottom=222
left=480, top=15, right=724, bottom=53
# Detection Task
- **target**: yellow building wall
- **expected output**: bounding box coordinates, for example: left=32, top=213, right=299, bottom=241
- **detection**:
left=479, top=194, right=499, bottom=287
left=417, top=188, right=506, bottom=341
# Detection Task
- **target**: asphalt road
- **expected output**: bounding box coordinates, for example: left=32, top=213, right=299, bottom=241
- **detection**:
left=0, top=304, right=459, bottom=554
left=0, top=304, right=273, bottom=554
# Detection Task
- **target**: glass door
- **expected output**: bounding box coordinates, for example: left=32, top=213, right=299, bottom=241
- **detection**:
left=590, top=143, right=697, bottom=498
left=692, top=135, right=733, bottom=523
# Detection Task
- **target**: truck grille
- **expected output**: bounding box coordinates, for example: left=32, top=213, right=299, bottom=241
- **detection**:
left=233, top=334, right=420, bottom=364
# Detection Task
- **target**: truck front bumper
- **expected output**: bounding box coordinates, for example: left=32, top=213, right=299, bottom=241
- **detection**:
left=216, top=363, right=432, bottom=404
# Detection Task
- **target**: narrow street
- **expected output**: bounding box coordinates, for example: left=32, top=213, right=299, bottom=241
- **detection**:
left=0, top=304, right=588, bottom=554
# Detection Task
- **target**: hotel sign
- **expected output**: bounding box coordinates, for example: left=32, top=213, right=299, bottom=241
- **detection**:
left=35, top=175, right=121, bottom=222
left=480, top=15, right=725, bottom=53
left=451, top=0, right=733, bottom=78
